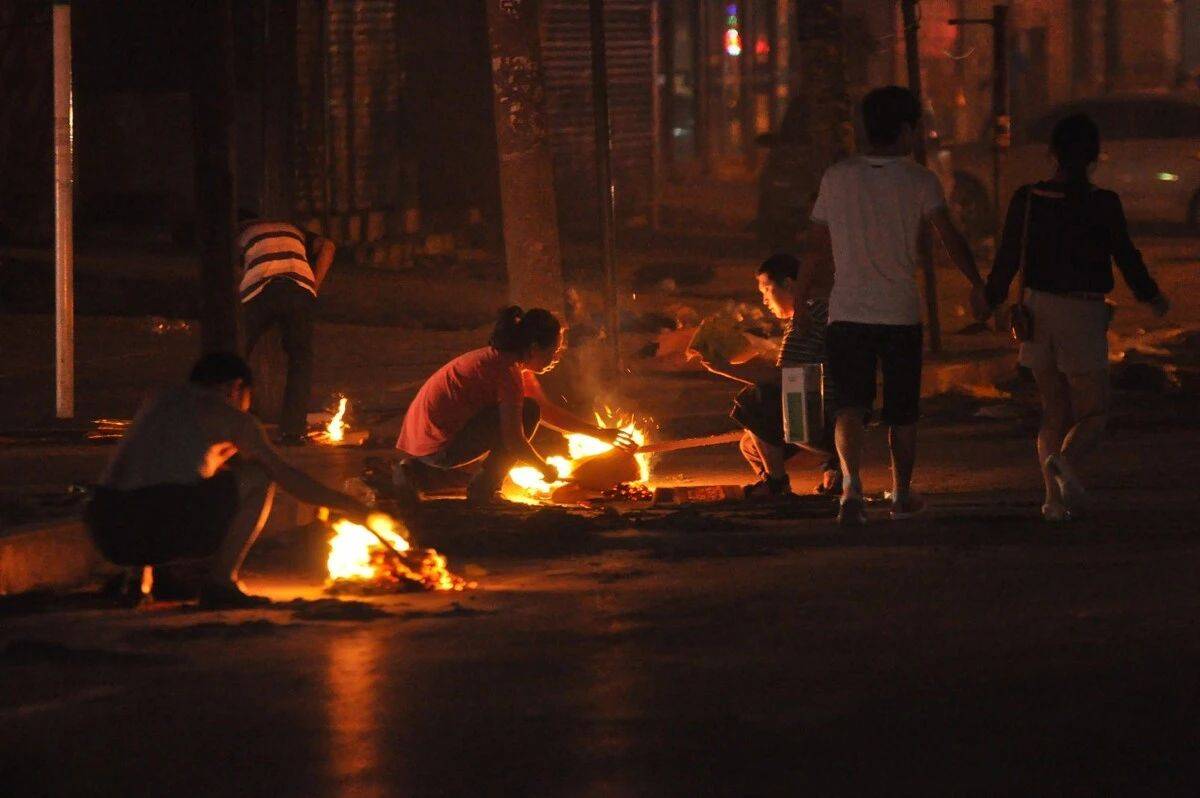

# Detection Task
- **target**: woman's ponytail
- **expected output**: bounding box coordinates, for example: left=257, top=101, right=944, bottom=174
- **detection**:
left=489, top=305, right=561, bottom=353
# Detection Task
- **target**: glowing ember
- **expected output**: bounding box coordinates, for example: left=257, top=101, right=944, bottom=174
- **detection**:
left=326, top=396, right=349, bottom=443
left=326, top=512, right=472, bottom=592
left=503, top=408, right=652, bottom=504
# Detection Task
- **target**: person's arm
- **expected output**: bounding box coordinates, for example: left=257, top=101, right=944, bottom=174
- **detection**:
left=311, top=236, right=336, bottom=288
left=235, top=421, right=369, bottom=519
left=1106, top=193, right=1167, bottom=314
left=698, top=356, right=779, bottom=386
left=983, top=188, right=1029, bottom=310
left=498, top=400, right=557, bottom=481
left=523, top=374, right=613, bottom=439
left=927, top=206, right=989, bottom=319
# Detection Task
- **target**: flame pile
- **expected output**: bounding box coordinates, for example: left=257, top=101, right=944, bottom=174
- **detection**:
left=505, top=409, right=651, bottom=504
left=327, top=513, right=472, bottom=592
left=325, top=396, right=349, bottom=443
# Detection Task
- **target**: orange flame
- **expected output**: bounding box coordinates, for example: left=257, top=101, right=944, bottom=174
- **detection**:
left=326, top=513, right=473, bottom=591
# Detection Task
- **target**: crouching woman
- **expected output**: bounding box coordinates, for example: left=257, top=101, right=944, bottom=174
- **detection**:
left=395, top=307, right=630, bottom=505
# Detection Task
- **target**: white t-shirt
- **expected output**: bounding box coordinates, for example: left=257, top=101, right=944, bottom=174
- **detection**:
left=810, top=155, right=946, bottom=325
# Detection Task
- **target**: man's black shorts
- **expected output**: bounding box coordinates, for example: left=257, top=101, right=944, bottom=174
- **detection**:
left=729, top=381, right=800, bottom=459
left=825, top=322, right=923, bottom=426
left=85, top=472, right=239, bottom=566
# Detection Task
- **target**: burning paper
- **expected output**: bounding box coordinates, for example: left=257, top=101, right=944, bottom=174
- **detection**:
left=503, top=409, right=652, bottom=504
left=327, top=513, right=473, bottom=592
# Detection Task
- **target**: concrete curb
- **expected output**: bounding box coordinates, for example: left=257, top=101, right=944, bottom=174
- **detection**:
left=0, top=518, right=114, bottom=596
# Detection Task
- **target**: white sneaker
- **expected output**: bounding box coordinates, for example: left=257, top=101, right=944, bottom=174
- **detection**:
left=1041, top=501, right=1071, bottom=523
left=1045, top=454, right=1088, bottom=514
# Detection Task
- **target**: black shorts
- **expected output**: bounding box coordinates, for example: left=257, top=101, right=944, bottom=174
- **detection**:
left=729, top=381, right=800, bottom=459
left=825, top=322, right=923, bottom=426
left=85, top=472, right=239, bottom=566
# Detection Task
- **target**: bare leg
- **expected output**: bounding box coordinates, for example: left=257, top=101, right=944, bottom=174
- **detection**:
left=1062, top=369, right=1110, bottom=470
left=1032, top=366, right=1070, bottom=506
left=888, top=423, right=918, bottom=498
left=209, top=463, right=276, bottom=584
left=835, top=410, right=867, bottom=499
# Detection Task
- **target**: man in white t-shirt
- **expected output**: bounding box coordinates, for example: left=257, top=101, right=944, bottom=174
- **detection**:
left=801, top=86, right=990, bottom=526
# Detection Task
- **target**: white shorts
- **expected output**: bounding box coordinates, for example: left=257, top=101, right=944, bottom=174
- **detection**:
left=1018, top=289, right=1109, bottom=376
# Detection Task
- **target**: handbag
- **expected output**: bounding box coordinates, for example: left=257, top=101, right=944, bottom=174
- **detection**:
left=1009, top=187, right=1035, bottom=343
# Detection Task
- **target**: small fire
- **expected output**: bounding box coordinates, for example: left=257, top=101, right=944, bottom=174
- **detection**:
left=504, top=408, right=651, bottom=504
left=326, top=512, right=472, bottom=592
left=326, top=396, right=349, bottom=443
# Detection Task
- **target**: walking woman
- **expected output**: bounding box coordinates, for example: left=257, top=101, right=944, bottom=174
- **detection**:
left=984, top=113, right=1170, bottom=521
left=395, top=306, right=632, bottom=505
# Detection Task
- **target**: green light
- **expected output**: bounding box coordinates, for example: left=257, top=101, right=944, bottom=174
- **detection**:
left=1156, top=172, right=1180, bottom=182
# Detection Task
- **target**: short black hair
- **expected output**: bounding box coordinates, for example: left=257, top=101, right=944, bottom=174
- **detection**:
left=757, top=253, right=799, bottom=285
left=237, top=208, right=261, bottom=224
left=189, top=352, right=254, bottom=387
left=861, top=86, right=921, bottom=147
left=1050, top=113, right=1100, bottom=175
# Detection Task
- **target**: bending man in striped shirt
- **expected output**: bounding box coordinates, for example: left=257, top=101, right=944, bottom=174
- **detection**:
left=237, top=210, right=336, bottom=445
left=696, top=254, right=840, bottom=498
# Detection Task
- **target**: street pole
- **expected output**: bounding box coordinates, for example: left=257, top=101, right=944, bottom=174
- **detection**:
left=948, top=6, right=1009, bottom=251
left=901, top=0, right=942, bottom=354
left=191, top=0, right=240, bottom=353
left=991, top=4, right=1009, bottom=247
left=589, top=0, right=620, bottom=380
left=52, top=0, right=74, bottom=419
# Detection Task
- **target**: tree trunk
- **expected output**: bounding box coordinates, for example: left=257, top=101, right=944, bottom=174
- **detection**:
left=483, top=0, right=565, bottom=316
left=790, top=0, right=852, bottom=224
left=191, top=0, right=240, bottom=353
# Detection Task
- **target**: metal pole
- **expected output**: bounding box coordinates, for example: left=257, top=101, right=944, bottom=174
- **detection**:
left=901, top=0, right=941, bottom=354
left=319, top=0, right=334, bottom=236
left=991, top=4, right=1009, bottom=248
left=53, top=0, right=74, bottom=419
left=589, top=0, right=620, bottom=379
left=651, top=0, right=663, bottom=230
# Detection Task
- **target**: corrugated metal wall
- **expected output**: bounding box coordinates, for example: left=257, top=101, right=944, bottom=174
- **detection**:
left=295, top=0, right=402, bottom=236
left=543, top=0, right=655, bottom=231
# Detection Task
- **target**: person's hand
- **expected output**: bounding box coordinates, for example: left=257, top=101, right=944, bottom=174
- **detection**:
left=538, top=460, right=560, bottom=483
left=969, top=283, right=993, bottom=321
left=595, top=427, right=639, bottom=452
left=1148, top=293, right=1170, bottom=318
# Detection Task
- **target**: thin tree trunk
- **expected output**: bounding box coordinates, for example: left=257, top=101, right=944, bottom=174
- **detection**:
left=483, top=0, right=565, bottom=315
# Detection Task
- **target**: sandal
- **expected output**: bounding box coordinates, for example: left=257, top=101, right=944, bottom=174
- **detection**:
left=814, top=469, right=842, bottom=496
left=743, top=474, right=792, bottom=500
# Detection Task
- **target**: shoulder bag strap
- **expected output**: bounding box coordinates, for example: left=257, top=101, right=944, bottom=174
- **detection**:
left=1015, top=186, right=1035, bottom=300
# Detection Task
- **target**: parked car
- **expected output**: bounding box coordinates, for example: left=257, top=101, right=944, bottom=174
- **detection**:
left=951, top=93, right=1200, bottom=237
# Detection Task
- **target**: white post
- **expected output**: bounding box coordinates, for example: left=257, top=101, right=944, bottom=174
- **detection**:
left=53, top=1, right=75, bottom=419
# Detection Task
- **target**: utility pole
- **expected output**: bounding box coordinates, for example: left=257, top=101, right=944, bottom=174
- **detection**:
left=589, top=0, right=620, bottom=379
left=52, top=0, right=73, bottom=418
left=191, top=0, right=240, bottom=353
left=483, top=0, right=566, bottom=315
left=791, top=0, right=851, bottom=222
left=900, top=0, right=941, bottom=353
left=948, top=5, right=1010, bottom=248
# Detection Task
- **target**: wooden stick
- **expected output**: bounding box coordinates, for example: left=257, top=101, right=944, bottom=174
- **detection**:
left=638, top=430, right=743, bottom=454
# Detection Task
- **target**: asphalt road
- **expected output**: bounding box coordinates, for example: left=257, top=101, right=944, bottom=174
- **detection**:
left=2, top=407, right=1199, bottom=795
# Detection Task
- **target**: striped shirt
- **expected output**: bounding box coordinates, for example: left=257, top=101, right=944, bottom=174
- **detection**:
left=236, top=221, right=321, bottom=303
left=777, top=298, right=829, bottom=367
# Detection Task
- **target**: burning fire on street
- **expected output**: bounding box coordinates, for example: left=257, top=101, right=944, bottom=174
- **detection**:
left=326, top=512, right=474, bottom=593
left=312, top=396, right=368, bottom=446
left=504, top=409, right=653, bottom=505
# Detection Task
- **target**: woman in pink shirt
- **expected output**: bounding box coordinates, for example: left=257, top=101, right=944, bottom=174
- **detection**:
left=396, top=306, right=631, bottom=504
